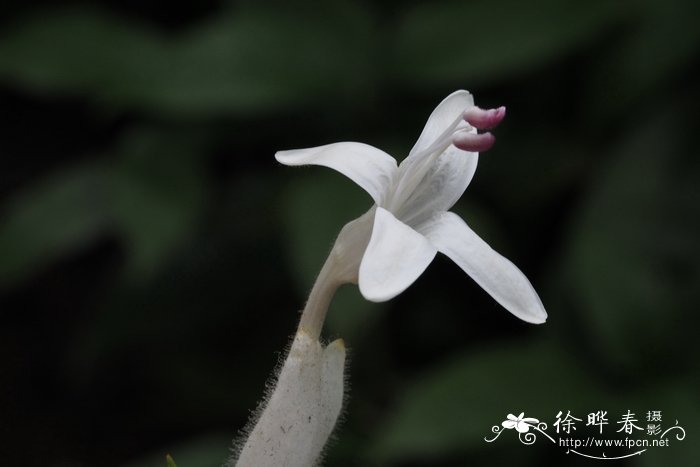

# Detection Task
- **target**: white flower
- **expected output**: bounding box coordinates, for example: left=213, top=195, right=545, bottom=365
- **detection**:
left=502, top=413, right=540, bottom=433
left=276, top=90, right=546, bottom=324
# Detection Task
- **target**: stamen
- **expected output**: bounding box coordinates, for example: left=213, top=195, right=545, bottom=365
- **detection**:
left=453, top=131, right=496, bottom=152
left=463, top=106, right=506, bottom=130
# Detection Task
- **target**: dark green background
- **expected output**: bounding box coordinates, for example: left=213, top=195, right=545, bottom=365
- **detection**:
left=1, top=0, right=698, bottom=466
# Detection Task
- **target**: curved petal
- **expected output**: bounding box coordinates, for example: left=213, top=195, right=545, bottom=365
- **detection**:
left=387, top=91, right=473, bottom=213
left=418, top=211, right=547, bottom=324
left=408, top=90, right=474, bottom=159
left=395, top=143, right=478, bottom=226
left=359, top=207, right=437, bottom=302
left=276, top=142, right=397, bottom=205
left=502, top=420, right=517, bottom=429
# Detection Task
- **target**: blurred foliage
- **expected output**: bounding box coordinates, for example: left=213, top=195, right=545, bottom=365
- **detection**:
left=0, top=3, right=374, bottom=116
left=0, top=0, right=698, bottom=466
left=391, top=0, right=624, bottom=87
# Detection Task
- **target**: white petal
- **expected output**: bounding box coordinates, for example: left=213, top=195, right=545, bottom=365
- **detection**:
left=502, top=420, right=517, bottom=429
left=359, top=207, right=437, bottom=302
left=408, top=90, right=474, bottom=159
left=395, top=144, right=478, bottom=226
left=276, top=142, right=397, bottom=205
left=418, top=211, right=547, bottom=324
left=387, top=91, right=473, bottom=213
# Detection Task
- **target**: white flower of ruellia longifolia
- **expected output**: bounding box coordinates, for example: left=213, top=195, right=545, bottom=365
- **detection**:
left=276, top=90, right=547, bottom=324
left=234, top=90, right=547, bottom=467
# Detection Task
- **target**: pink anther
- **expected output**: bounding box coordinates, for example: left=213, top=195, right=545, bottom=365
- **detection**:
left=453, top=131, right=496, bottom=152
left=463, top=106, right=506, bottom=130
left=453, top=105, right=505, bottom=152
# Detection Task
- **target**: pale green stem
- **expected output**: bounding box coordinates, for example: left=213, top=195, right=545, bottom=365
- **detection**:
left=297, top=254, right=343, bottom=341
left=296, top=207, right=374, bottom=341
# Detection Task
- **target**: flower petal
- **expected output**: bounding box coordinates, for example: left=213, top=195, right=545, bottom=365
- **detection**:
left=502, top=420, right=517, bottom=429
left=359, top=207, right=437, bottom=302
left=387, top=91, right=473, bottom=213
left=418, top=212, right=547, bottom=324
left=408, top=90, right=474, bottom=159
left=276, top=142, right=397, bottom=205
left=395, top=143, right=478, bottom=226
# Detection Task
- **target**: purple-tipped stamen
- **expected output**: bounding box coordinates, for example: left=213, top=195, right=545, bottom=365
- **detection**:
left=453, top=105, right=506, bottom=152
left=453, top=131, right=496, bottom=152
left=463, top=106, right=506, bottom=130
